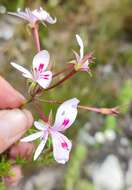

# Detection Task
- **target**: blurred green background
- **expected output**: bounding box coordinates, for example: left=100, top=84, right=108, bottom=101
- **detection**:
left=0, top=0, right=132, bottom=189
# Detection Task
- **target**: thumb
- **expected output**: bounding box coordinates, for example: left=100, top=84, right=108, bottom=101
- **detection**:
left=0, top=76, right=25, bottom=109
left=0, top=109, right=33, bottom=153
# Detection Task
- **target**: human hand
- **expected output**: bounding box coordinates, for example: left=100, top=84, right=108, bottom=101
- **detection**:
left=0, top=76, right=34, bottom=185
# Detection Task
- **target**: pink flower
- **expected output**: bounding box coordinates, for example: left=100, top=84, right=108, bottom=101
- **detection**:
left=21, top=98, right=80, bottom=164
left=73, top=34, right=93, bottom=72
left=8, top=7, right=56, bottom=27
left=11, top=50, right=52, bottom=89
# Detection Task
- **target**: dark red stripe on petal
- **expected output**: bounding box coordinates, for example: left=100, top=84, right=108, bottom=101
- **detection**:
left=38, top=64, right=44, bottom=72
left=61, top=142, right=68, bottom=149
left=62, top=119, right=70, bottom=127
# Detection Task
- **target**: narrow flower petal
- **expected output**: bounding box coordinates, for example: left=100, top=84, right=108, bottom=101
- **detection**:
left=21, top=132, right=43, bottom=142
left=8, top=9, right=38, bottom=24
left=37, top=71, right=52, bottom=89
left=33, top=50, right=50, bottom=72
left=34, top=132, right=48, bottom=160
left=45, top=15, right=57, bottom=24
left=51, top=131, right=72, bottom=164
left=53, top=98, right=80, bottom=131
left=73, top=50, right=80, bottom=63
left=8, top=7, right=56, bottom=26
left=76, top=34, right=84, bottom=59
left=25, top=8, right=38, bottom=23
left=81, top=60, right=89, bottom=72
left=32, top=7, right=56, bottom=24
left=34, top=121, right=48, bottom=131
left=32, top=7, right=48, bottom=20
left=8, top=11, right=29, bottom=21
left=11, top=62, right=32, bottom=79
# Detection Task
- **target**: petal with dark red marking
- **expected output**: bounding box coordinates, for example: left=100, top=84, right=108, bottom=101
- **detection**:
left=52, top=98, right=79, bottom=131
left=37, top=71, right=52, bottom=89
left=51, top=131, right=72, bottom=164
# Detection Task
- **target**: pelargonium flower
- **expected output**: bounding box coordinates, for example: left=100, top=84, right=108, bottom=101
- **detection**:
left=11, top=50, right=52, bottom=89
left=8, top=7, right=56, bottom=27
left=21, top=98, right=80, bottom=164
left=73, top=34, right=93, bottom=72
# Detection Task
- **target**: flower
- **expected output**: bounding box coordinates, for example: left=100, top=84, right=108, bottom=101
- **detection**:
left=73, top=34, right=93, bottom=72
left=21, top=98, right=80, bottom=164
left=8, top=7, right=56, bottom=27
left=11, top=50, right=52, bottom=89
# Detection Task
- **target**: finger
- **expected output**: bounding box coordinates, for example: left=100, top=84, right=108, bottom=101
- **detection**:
left=3, top=165, right=22, bottom=187
left=0, top=76, right=25, bottom=109
left=9, top=142, right=35, bottom=160
left=0, top=109, right=33, bottom=153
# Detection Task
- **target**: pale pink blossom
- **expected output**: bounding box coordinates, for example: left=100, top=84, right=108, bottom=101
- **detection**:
left=21, top=98, right=79, bottom=164
left=11, top=50, right=52, bottom=89
left=73, top=34, right=93, bottom=72
left=8, top=7, right=56, bottom=27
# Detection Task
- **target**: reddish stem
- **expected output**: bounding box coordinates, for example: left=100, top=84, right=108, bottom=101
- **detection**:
left=36, top=98, right=119, bottom=116
left=78, top=105, right=119, bottom=116
left=33, top=100, right=48, bottom=122
left=53, top=64, right=74, bottom=78
left=78, top=105, right=101, bottom=113
left=45, top=69, right=77, bottom=91
left=32, top=27, right=41, bottom=52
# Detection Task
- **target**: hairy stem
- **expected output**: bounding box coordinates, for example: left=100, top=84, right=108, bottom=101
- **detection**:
left=45, top=69, right=77, bottom=91
left=32, top=27, right=41, bottom=52
left=36, top=98, right=119, bottom=116
left=53, top=64, right=74, bottom=78
left=33, top=100, right=48, bottom=122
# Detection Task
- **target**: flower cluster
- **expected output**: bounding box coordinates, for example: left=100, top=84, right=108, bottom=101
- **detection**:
left=8, top=7, right=117, bottom=164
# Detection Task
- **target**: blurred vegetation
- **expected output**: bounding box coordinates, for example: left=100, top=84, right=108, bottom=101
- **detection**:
left=63, top=144, right=94, bottom=190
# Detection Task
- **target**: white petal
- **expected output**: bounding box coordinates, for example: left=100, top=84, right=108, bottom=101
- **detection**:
left=33, top=50, right=50, bottom=72
left=8, top=11, right=29, bottom=21
left=8, top=9, right=37, bottom=24
left=21, top=132, right=43, bottom=142
left=51, top=131, right=72, bottom=164
left=73, top=50, right=80, bottom=63
left=34, top=132, right=48, bottom=160
left=45, top=15, right=57, bottom=24
left=76, top=34, right=84, bottom=59
left=53, top=98, right=79, bottom=131
left=34, top=121, right=48, bottom=131
left=32, top=7, right=48, bottom=20
left=37, top=71, right=52, bottom=89
left=32, top=7, right=56, bottom=24
left=25, top=8, right=38, bottom=23
left=11, top=62, right=32, bottom=79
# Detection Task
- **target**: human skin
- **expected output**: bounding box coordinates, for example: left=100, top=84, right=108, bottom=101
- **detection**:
left=0, top=76, right=34, bottom=185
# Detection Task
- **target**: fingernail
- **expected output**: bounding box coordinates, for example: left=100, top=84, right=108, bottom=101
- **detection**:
left=17, top=93, right=25, bottom=102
